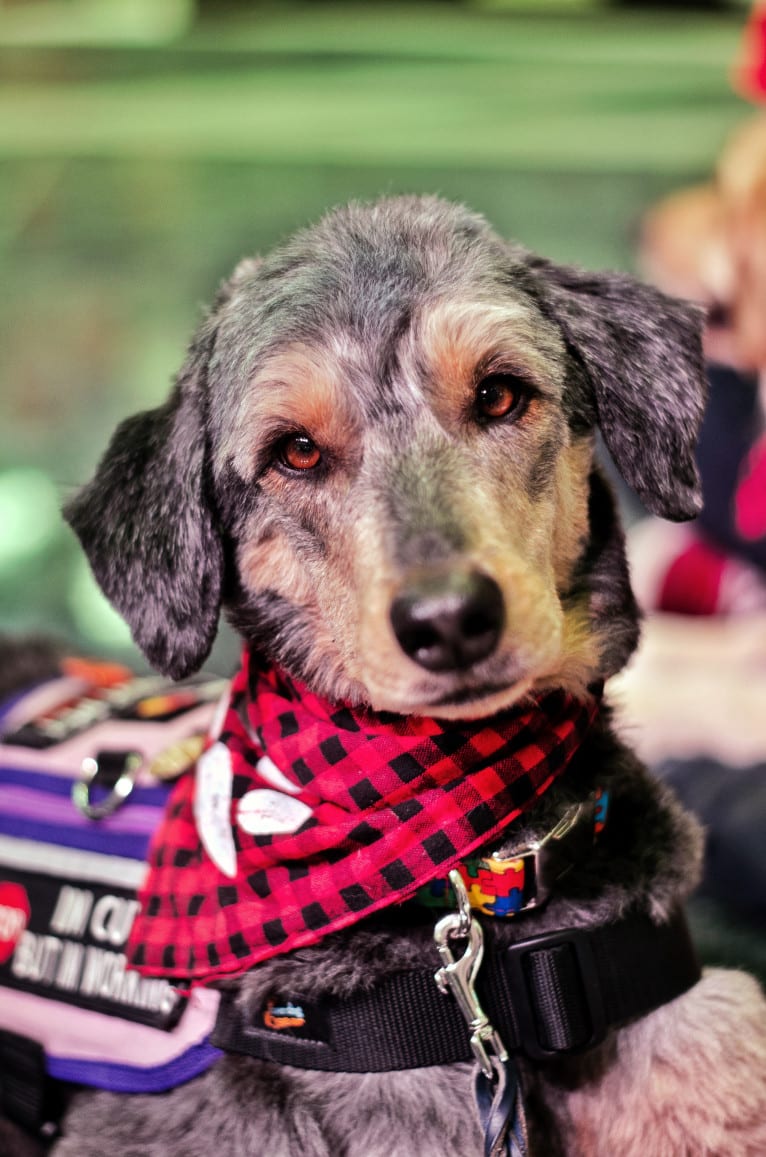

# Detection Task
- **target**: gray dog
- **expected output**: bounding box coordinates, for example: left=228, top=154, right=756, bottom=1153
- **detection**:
left=30, top=197, right=766, bottom=1154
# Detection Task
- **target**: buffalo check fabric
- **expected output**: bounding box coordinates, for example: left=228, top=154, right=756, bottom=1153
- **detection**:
left=127, top=651, right=600, bottom=982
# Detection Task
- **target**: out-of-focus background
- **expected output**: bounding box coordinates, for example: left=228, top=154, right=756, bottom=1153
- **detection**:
left=1, top=1, right=765, bottom=971
left=0, top=0, right=751, bottom=663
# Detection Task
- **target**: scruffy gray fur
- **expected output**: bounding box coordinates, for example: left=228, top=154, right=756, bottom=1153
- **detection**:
left=34, top=196, right=766, bottom=1154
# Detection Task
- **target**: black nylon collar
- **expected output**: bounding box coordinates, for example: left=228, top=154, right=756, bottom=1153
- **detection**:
left=211, top=906, right=700, bottom=1070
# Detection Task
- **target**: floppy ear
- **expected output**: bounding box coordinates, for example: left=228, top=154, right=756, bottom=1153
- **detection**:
left=65, top=258, right=265, bottom=678
left=527, top=258, right=707, bottom=521
left=64, top=314, right=223, bottom=680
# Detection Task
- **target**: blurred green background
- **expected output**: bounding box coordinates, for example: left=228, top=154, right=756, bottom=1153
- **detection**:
left=0, top=0, right=752, bottom=670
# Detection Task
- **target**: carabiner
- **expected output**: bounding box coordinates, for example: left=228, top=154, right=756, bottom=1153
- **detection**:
left=433, top=870, right=508, bottom=1078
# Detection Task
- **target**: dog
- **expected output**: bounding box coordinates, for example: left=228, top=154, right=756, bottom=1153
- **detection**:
left=6, top=196, right=766, bottom=1156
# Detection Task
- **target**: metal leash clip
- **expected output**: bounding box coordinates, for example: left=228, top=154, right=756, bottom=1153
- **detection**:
left=433, top=869, right=508, bottom=1079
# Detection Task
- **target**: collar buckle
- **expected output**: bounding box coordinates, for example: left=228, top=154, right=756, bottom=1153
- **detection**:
left=498, top=795, right=597, bottom=912
left=421, top=788, right=610, bottom=919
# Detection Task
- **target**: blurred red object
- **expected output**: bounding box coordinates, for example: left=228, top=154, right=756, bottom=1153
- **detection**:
left=734, top=4, right=766, bottom=102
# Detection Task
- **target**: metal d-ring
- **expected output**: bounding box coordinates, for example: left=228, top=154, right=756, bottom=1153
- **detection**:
left=73, top=751, right=143, bottom=820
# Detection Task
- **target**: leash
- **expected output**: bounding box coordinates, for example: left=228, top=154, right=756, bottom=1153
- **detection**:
left=474, top=1058, right=527, bottom=1157
left=434, top=870, right=527, bottom=1156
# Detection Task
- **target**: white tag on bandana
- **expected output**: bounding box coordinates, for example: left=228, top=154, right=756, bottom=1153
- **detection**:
left=193, top=742, right=237, bottom=878
left=254, top=754, right=302, bottom=796
left=236, top=789, right=312, bottom=836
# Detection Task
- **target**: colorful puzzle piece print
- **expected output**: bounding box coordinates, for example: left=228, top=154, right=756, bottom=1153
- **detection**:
left=415, top=856, right=527, bottom=916
left=455, top=857, right=526, bottom=917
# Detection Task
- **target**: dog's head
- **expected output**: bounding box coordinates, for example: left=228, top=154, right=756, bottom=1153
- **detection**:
left=66, top=197, right=705, bottom=719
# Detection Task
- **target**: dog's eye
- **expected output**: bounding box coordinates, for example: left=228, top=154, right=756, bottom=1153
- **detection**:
left=279, top=434, right=322, bottom=472
left=474, top=375, right=525, bottom=422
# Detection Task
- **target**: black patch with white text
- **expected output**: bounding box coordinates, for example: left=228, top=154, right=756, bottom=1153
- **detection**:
left=0, top=866, right=182, bottom=1030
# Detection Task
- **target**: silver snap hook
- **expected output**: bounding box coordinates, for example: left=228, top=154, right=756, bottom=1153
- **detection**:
left=433, top=869, right=508, bottom=1078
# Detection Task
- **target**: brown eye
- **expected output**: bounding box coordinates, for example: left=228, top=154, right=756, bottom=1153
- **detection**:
left=279, top=434, right=322, bottom=472
left=474, top=375, right=523, bottom=421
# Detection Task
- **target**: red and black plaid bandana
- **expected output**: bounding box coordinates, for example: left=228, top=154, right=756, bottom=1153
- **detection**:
left=127, top=651, right=600, bottom=982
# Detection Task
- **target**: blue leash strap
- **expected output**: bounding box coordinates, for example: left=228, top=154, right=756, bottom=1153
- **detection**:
left=474, top=1056, right=528, bottom=1157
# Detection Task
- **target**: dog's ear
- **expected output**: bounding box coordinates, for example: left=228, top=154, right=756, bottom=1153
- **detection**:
left=527, top=258, right=707, bottom=521
left=63, top=269, right=252, bottom=679
left=66, top=259, right=264, bottom=678
left=64, top=336, right=220, bottom=680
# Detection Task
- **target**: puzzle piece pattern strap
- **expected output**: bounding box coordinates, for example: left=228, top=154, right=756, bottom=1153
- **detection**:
left=417, top=856, right=527, bottom=918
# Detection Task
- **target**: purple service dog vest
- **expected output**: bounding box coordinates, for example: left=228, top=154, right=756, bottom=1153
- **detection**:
left=0, top=666, right=224, bottom=1093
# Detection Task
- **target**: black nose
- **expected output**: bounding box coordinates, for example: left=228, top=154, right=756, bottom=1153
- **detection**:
left=390, top=571, right=505, bottom=672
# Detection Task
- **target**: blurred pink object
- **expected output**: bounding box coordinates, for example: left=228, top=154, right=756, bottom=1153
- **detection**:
left=734, top=3, right=766, bottom=102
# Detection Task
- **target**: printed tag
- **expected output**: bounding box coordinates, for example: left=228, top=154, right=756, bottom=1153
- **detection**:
left=259, top=995, right=327, bottom=1042
left=263, top=999, right=306, bottom=1030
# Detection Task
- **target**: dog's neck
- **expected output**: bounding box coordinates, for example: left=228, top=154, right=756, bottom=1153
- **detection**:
left=125, top=650, right=601, bottom=985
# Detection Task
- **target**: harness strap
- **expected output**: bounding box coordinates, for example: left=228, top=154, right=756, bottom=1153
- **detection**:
left=211, top=906, right=700, bottom=1070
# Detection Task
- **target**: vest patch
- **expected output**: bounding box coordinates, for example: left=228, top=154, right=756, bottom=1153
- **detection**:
left=0, top=866, right=181, bottom=1028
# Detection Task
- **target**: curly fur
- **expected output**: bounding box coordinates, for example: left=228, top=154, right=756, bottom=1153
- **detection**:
left=6, top=197, right=760, bottom=1155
